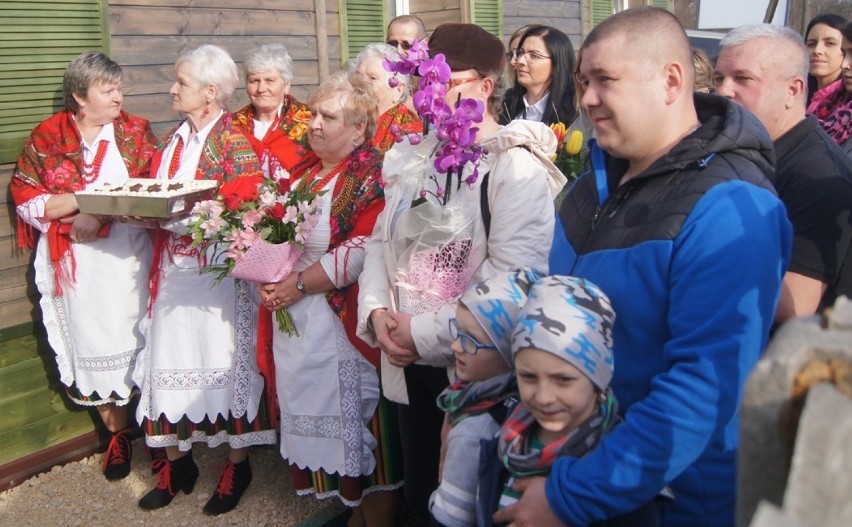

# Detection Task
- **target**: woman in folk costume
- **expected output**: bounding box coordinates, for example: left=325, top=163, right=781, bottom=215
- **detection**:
left=11, top=51, right=156, bottom=482
left=232, top=43, right=313, bottom=427
left=132, top=44, right=276, bottom=515
left=257, top=71, right=402, bottom=525
left=232, top=43, right=312, bottom=178
left=350, top=42, right=423, bottom=153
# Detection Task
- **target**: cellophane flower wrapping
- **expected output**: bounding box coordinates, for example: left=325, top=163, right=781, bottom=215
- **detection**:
left=383, top=41, right=487, bottom=315
left=187, top=170, right=323, bottom=335
left=391, top=143, right=481, bottom=314
left=393, top=203, right=478, bottom=314
left=230, top=239, right=302, bottom=283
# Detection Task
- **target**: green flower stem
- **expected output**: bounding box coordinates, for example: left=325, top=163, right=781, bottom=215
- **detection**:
left=276, top=308, right=299, bottom=337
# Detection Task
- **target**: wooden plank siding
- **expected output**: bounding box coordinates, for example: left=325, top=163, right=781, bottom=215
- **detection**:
left=411, top=0, right=463, bottom=31
left=502, top=0, right=583, bottom=46
left=109, top=1, right=339, bottom=138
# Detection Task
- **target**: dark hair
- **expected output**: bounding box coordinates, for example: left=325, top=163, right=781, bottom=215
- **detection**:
left=844, top=21, right=852, bottom=42
left=499, top=25, right=577, bottom=127
left=804, top=13, right=849, bottom=102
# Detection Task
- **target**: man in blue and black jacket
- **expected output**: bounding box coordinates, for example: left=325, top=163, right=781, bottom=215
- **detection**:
left=494, top=7, right=792, bottom=527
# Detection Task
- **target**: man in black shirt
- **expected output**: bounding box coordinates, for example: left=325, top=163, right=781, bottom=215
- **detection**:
left=715, top=23, right=852, bottom=323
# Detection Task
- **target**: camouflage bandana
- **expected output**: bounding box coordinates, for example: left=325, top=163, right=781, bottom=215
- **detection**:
left=512, top=275, right=615, bottom=391
left=458, top=267, right=545, bottom=366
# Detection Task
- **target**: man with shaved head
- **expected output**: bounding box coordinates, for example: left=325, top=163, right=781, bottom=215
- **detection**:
left=498, top=7, right=792, bottom=527
left=715, top=24, right=852, bottom=326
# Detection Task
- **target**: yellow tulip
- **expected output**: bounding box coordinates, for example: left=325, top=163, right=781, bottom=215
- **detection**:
left=565, top=130, right=584, bottom=156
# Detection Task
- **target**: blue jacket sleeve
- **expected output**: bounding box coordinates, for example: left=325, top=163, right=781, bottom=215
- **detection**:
left=544, top=181, right=792, bottom=526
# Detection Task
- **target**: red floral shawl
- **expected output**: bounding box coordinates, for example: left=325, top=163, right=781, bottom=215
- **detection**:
left=807, top=79, right=852, bottom=147
left=372, top=103, right=424, bottom=153
left=148, top=111, right=264, bottom=308
left=11, top=110, right=157, bottom=295
left=262, top=144, right=386, bottom=367
left=232, top=95, right=312, bottom=173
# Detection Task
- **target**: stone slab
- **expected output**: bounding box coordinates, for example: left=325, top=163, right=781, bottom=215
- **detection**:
left=784, top=383, right=852, bottom=526
left=737, top=303, right=852, bottom=527
left=748, top=501, right=804, bottom=527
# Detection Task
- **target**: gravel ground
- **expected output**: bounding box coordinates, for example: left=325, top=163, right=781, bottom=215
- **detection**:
left=0, top=439, right=334, bottom=527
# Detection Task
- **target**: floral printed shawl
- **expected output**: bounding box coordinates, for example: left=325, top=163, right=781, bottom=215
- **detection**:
left=148, top=112, right=263, bottom=308
left=807, top=78, right=852, bottom=147
left=287, top=144, right=386, bottom=365
left=232, top=94, right=312, bottom=173
left=11, top=110, right=157, bottom=294
left=372, top=103, right=424, bottom=154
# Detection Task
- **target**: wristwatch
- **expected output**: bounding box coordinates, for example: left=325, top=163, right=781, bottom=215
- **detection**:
left=295, top=272, right=308, bottom=296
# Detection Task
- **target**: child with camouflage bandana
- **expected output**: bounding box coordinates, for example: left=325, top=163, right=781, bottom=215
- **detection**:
left=478, top=275, right=659, bottom=527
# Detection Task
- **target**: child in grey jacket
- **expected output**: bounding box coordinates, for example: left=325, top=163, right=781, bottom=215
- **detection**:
left=428, top=268, right=543, bottom=527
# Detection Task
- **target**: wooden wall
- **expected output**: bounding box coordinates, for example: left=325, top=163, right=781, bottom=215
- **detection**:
left=411, top=0, right=464, bottom=31
left=111, top=0, right=340, bottom=139
left=502, top=0, right=584, bottom=47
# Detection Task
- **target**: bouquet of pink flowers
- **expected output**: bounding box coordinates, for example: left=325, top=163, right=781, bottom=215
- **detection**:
left=188, top=171, right=323, bottom=335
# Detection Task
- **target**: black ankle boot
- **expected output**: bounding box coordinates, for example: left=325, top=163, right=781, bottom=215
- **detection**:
left=138, top=451, right=199, bottom=510
left=148, top=446, right=167, bottom=475
left=202, top=457, right=253, bottom=516
left=102, top=428, right=132, bottom=481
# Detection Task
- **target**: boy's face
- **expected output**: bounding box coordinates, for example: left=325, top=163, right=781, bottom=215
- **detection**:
left=514, top=347, right=598, bottom=444
left=451, top=304, right=511, bottom=382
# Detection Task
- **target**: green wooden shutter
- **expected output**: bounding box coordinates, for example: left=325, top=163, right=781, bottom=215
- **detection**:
left=589, top=0, right=613, bottom=28
left=0, top=1, right=108, bottom=163
left=647, top=0, right=670, bottom=9
left=339, top=0, right=385, bottom=62
left=470, top=0, right=502, bottom=37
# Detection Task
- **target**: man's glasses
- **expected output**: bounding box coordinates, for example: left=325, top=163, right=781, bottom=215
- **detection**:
left=446, top=77, right=479, bottom=90
left=386, top=39, right=413, bottom=51
left=506, top=49, right=552, bottom=62
left=448, top=318, right=498, bottom=356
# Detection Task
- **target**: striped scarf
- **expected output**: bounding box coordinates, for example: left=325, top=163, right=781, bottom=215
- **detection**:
left=497, top=388, right=620, bottom=477
left=436, top=372, right=517, bottom=426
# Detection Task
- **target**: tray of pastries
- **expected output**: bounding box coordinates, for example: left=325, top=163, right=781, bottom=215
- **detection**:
left=76, top=179, right=219, bottom=218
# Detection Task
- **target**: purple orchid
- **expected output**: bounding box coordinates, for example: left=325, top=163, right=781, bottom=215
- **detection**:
left=383, top=41, right=487, bottom=202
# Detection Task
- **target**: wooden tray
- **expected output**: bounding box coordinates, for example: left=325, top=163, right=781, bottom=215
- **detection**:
left=75, top=179, right=218, bottom=218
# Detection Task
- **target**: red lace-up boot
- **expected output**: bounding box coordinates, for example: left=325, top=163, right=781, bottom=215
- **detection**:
left=102, top=428, right=132, bottom=481
left=202, top=457, right=253, bottom=516
left=138, top=451, right=199, bottom=510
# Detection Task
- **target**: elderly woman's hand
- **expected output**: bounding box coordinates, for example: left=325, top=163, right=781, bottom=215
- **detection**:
left=259, top=274, right=302, bottom=311
left=63, top=213, right=103, bottom=242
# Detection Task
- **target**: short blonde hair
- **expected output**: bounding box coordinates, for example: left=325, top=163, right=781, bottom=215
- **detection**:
left=692, top=48, right=714, bottom=93
left=309, top=70, right=379, bottom=140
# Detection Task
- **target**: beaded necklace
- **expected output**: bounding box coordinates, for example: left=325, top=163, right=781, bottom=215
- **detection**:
left=307, top=161, right=343, bottom=192
left=81, top=140, right=109, bottom=185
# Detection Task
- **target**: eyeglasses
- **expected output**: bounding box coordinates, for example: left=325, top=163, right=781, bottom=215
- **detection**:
left=446, top=77, right=479, bottom=90
left=386, top=39, right=413, bottom=51
left=448, top=318, right=498, bottom=356
left=507, top=49, right=552, bottom=62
